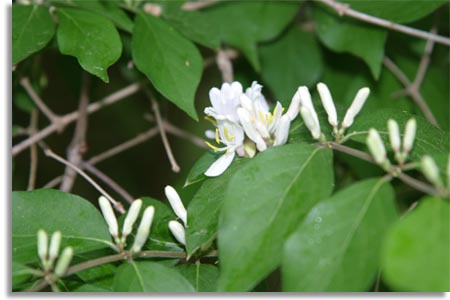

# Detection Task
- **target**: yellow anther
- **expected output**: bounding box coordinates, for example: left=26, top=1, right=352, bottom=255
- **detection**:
left=258, top=111, right=265, bottom=123
left=215, top=128, right=220, bottom=144
left=267, top=112, right=274, bottom=124
left=273, top=105, right=278, bottom=117
left=205, top=141, right=221, bottom=152
left=223, top=127, right=235, bottom=141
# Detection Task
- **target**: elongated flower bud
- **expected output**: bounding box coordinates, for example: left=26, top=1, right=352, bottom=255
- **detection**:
left=286, top=91, right=300, bottom=121
left=168, top=220, right=186, bottom=246
left=367, top=129, right=387, bottom=165
left=342, top=87, right=370, bottom=128
left=49, top=231, right=61, bottom=263
left=237, top=108, right=267, bottom=151
left=54, top=247, right=73, bottom=277
left=300, top=106, right=321, bottom=140
left=297, top=86, right=319, bottom=125
left=122, top=199, right=143, bottom=237
left=274, top=115, right=291, bottom=146
left=317, top=82, right=338, bottom=127
left=98, top=196, right=118, bottom=238
left=387, top=119, right=401, bottom=152
left=132, top=206, right=155, bottom=253
left=164, top=186, right=187, bottom=226
left=403, top=118, right=416, bottom=153
left=421, top=155, right=442, bottom=187
left=37, top=229, right=48, bottom=262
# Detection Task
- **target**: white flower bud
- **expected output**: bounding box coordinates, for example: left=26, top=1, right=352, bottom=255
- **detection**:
left=164, top=186, right=187, bottom=226
left=132, top=206, right=155, bottom=253
left=297, top=86, right=319, bottom=125
left=274, top=115, right=291, bottom=146
left=342, top=87, right=370, bottom=128
left=37, top=229, right=48, bottom=262
left=98, top=196, right=119, bottom=238
left=122, top=199, right=143, bottom=237
left=367, top=129, right=387, bottom=165
left=421, top=155, right=442, bottom=187
left=402, top=118, right=416, bottom=153
left=300, top=106, right=321, bottom=140
left=54, top=247, right=73, bottom=277
left=317, top=82, right=338, bottom=127
left=49, top=231, right=61, bottom=263
left=286, top=91, right=301, bottom=121
left=204, top=130, right=216, bottom=140
left=168, top=220, right=186, bottom=246
left=387, top=119, right=401, bottom=152
left=237, top=107, right=267, bottom=152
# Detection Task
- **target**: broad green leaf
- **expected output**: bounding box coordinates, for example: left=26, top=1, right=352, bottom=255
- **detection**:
left=12, top=189, right=112, bottom=264
left=314, top=5, right=387, bottom=79
left=186, top=158, right=249, bottom=257
left=341, top=0, right=446, bottom=24
left=283, top=178, right=398, bottom=292
left=346, top=108, right=449, bottom=158
left=260, top=26, right=323, bottom=106
left=56, top=8, right=122, bottom=82
left=184, top=151, right=218, bottom=187
left=176, top=264, right=219, bottom=292
left=382, top=197, right=449, bottom=292
left=113, top=261, right=195, bottom=292
left=132, top=13, right=202, bottom=120
left=204, top=1, right=300, bottom=70
left=12, top=4, right=55, bottom=65
left=73, top=284, right=111, bottom=292
left=217, top=144, right=334, bottom=291
left=12, top=261, right=34, bottom=289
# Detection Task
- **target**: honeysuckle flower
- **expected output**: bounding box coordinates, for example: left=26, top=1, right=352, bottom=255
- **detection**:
left=317, top=82, right=338, bottom=127
left=342, top=87, right=370, bottom=129
left=300, top=106, right=321, bottom=140
left=367, top=128, right=389, bottom=169
left=274, top=115, right=291, bottom=146
left=387, top=119, right=401, bottom=152
left=205, top=119, right=245, bottom=177
left=402, top=118, right=416, bottom=153
left=98, top=196, right=119, bottom=238
left=165, top=185, right=187, bottom=226
left=54, top=247, right=73, bottom=277
left=132, top=206, right=155, bottom=253
left=122, top=199, right=142, bottom=238
left=204, top=82, right=243, bottom=123
left=49, top=231, right=61, bottom=264
left=37, top=229, right=48, bottom=263
left=296, top=86, right=319, bottom=125
left=168, top=220, right=186, bottom=246
left=421, top=155, right=442, bottom=187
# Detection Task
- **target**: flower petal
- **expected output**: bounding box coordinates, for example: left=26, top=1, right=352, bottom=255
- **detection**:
left=204, top=150, right=236, bottom=177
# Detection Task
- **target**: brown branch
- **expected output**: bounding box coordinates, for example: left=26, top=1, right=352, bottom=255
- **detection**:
left=27, top=110, right=39, bottom=190
left=60, top=74, right=90, bottom=192
left=216, top=48, right=234, bottom=83
left=316, top=0, right=450, bottom=47
left=181, top=0, right=219, bottom=11
left=13, top=82, right=141, bottom=157
left=413, top=26, right=437, bottom=90
left=162, top=121, right=208, bottom=149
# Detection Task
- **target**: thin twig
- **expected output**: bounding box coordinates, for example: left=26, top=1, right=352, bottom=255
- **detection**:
left=82, top=162, right=134, bottom=204
left=413, top=26, right=437, bottom=90
left=181, top=0, right=218, bottom=11
left=41, top=146, right=125, bottom=214
left=383, top=57, right=439, bottom=127
left=316, top=0, right=450, bottom=47
left=60, top=73, right=90, bottom=192
left=27, top=110, right=39, bottom=190
left=216, top=48, right=234, bottom=83
left=13, top=83, right=141, bottom=157
left=162, top=121, right=208, bottom=149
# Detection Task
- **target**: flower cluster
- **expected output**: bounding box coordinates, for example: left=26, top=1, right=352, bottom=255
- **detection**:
left=203, top=81, right=301, bottom=177
left=165, top=185, right=187, bottom=246
left=37, top=229, right=73, bottom=277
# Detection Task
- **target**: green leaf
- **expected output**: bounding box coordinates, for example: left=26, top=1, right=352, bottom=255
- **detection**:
left=12, top=4, right=56, bottom=65
left=56, top=8, right=122, bottom=82
left=260, top=26, right=323, bottom=106
left=184, top=151, right=218, bottom=187
left=12, top=189, right=112, bottom=264
left=113, top=261, right=195, bottom=292
left=382, top=197, right=449, bottom=292
left=132, top=13, right=202, bottom=120
left=283, top=178, right=398, bottom=292
left=217, top=144, right=334, bottom=291
left=176, top=264, right=219, bottom=292
left=314, top=5, right=387, bottom=79
left=346, top=108, right=449, bottom=158
left=73, top=284, right=111, bottom=292
left=204, top=1, right=300, bottom=70
left=186, top=158, right=249, bottom=257
left=12, top=261, right=34, bottom=289
left=340, top=0, right=446, bottom=24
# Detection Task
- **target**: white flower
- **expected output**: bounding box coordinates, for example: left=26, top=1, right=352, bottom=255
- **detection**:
left=204, top=82, right=243, bottom=123
left=296, top=86, right=319, bottom=125
left=98, top=196, right=119, bottom=238
left=54, top=247, right=73, bottom=277
left=387, top=119, right=401, bottom=152
left=342, top=87, right=370, bottom=128
left=205, top=119, right=245, bottom=177
left=132, top=206, right=155, bottom=253
left=367, top=128, right=388, bottom=166
left=274, top=115, right=291, bottom=146
left=317, top=82, right=338, bottom=127
left=122, top=199, right=143, bottom=237
left=300, top=106, right=321, bottom=140
left=49, top=231, right=61, bottom=264
left=402, top=118, right=416, bottom=153
left=37, top=229, right=48, bottom=263
left=168, top=220, right=186, bottom=246
left=164, top=186, right=187, bottom=226
left=421, top=155, right=442, bottom=187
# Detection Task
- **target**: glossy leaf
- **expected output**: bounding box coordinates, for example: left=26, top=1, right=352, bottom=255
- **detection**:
left=12, top=4, right=56, bottom=65
left=314, top=5, right=387, bottom=79
left=132, top=13, right=202, bottom=120
left=12, top=261, right=34, bottom=289
left=283, top=178, right=397, bottom=291
left=382, top=197, right=450, bottom=292
left=56, top=8, right=122, bottom=82
left=176, top=264, right=219, bottom=292
left=12, top=189, right=112, bottom=264
left=217, top=144, right=334, bottom=291
left=186, top=158, right=248, bottom=256
left=260, top=26, right=323, bottom=106
left=113, top=261, right=195, bottom=292
left=184, top=151, right=218, bottom=187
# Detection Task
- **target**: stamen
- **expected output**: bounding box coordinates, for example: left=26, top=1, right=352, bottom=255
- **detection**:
left=204, top=116, right=217, bottom=126
left=215, top=128, right=220, bottom=144
left=205, top=141, right=221, bottom=152
left=224, top=127, right=236, bottom=141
